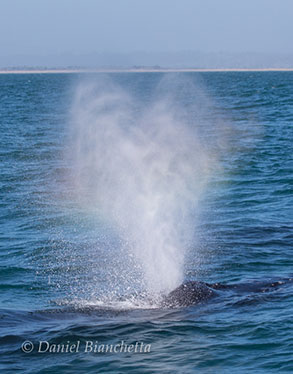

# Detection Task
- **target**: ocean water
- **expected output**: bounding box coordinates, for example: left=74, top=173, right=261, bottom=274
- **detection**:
left=0, top=72, right=292, bottom=373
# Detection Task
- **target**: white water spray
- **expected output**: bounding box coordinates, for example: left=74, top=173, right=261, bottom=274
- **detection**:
left=68, top=75, right=213, bottom=298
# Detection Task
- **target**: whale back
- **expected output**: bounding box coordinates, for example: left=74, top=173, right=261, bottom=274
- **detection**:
left=162, top=281, right=215, bottom=307
left=161, top=277, right=293, bottom=308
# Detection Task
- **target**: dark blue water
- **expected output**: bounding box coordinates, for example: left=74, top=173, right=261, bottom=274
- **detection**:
left=0, top=72, right=292, bottom=373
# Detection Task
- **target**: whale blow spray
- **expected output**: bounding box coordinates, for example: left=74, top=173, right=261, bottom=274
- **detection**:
left=68, top=75, right=212, bottom=298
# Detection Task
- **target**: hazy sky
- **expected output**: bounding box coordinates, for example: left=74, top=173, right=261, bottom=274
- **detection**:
left=0, top=0, right=292, bottom=67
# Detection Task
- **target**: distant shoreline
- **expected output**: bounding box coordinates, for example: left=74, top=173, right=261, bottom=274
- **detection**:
left=1, top=68, right=293, bottom=74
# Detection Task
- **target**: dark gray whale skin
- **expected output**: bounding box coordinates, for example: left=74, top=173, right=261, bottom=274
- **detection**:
left=162, top=277, right=293, bottom=308
left=161, top=281, right=216, bottom=307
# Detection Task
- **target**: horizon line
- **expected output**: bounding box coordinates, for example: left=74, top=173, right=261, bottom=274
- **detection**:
left=1, top=67, right=293, bottom=74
